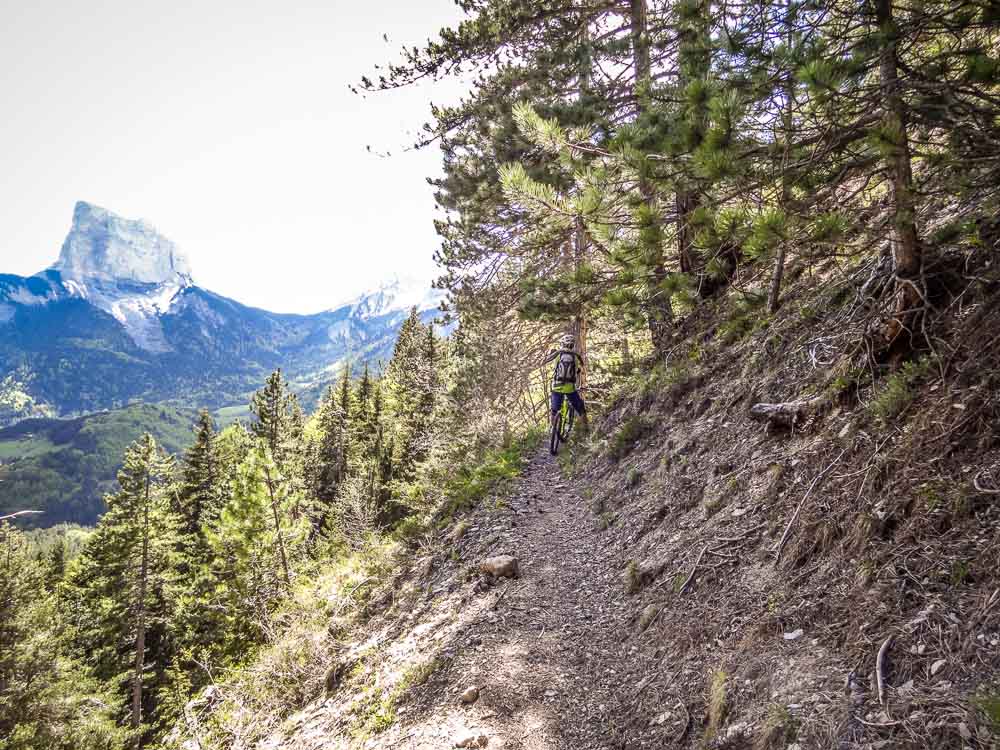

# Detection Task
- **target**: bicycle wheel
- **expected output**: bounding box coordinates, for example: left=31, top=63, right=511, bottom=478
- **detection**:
left=559, top=406, right=574, bottom=442
left=549, top=411, right=562, bottom=455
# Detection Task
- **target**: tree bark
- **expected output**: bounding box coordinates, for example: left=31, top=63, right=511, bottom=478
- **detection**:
left=675, top=0, right=710, bottom=281
left=263, top=462, right=292, bottom=586
left=131, top=470, right=150, bottom=741
left=768, top=0, right=796, bottom=314
left=574, top=216, right=589, bottom=390
left=875, top=0, right=923, bottom=359
left=676, top=192, right=697, bottom=275
left=749, top=395, right=828, bottom=428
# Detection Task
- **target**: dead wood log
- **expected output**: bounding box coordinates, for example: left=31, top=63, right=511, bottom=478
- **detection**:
left=749, top=395, right=827, bottom=428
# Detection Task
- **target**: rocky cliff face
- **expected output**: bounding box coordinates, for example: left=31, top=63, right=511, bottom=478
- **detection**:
left=54, top=201, right=193, bottom=285
left=0, top=203, right=441, bottom=423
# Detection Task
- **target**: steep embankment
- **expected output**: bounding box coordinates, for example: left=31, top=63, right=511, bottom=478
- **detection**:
left=183, top=255, right=999, bottom=750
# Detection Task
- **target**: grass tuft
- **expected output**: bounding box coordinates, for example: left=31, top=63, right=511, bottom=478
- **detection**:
left=871, top=358, right=930, bottom=425
left=624, top=559, right=641, bottom=594
left=704, top=669, right=728, bottom=744
left=753, top=704, right=798, bottom=750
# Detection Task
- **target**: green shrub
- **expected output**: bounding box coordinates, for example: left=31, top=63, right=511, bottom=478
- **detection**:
left=440, top=430, right=541, bottom=521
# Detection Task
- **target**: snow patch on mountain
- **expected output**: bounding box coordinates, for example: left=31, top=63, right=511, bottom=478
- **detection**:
left=88, top=281, right=182, bottom=352
left=8, top=286, right=58, bottom=306
left=333, top=274, right=444, bottom=319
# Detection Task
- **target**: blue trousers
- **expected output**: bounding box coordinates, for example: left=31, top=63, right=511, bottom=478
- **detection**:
left=551, top=389, right=586, bottom=416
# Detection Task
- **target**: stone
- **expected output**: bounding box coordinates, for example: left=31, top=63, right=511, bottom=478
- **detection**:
left=479, top=555, right=519, bottom=579
left=930, top=659, right=947, bottom=676
left=725, top=722, right=749, bottom=739
left=461, top=685, right=480, bottom=704
left=455, top=731, right=489, bottom=748
left=783, top=629, right=804, bottom=640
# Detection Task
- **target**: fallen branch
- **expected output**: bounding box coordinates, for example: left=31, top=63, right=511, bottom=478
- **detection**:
left=749, top=395, right=828, bottom=428
left=876, top=635, right=894, bottom=714
left=679, top=545, right=708, bottom=594
left=774, top=448, right=849, bottom=564
left=857, top=716, right=902, bottom=728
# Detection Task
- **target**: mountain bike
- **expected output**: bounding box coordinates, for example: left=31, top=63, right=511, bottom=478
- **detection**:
left=549, top=394, right=575, bottom=455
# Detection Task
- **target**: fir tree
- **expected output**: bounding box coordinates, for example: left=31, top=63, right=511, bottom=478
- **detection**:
left=62, top=434, right=179, bottom=742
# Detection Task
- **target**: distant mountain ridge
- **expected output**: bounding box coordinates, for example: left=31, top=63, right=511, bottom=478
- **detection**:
left=0, top=202, right=442, bottom=424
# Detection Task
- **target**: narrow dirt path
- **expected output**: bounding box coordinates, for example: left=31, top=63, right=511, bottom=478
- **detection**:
left=388, top=449, right=676, bottom=750
left=267, top=450, right=680, bottom=750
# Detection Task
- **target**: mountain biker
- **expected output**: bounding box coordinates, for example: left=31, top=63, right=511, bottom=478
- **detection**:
left=543, top=333, right=588, bottom=432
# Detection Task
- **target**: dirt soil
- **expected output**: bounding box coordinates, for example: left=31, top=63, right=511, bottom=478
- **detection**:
left=261, top=450, right=690, bottom=749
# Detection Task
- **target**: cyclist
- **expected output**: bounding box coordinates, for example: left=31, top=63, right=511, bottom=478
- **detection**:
left=543, top=333, right=588, bottom=432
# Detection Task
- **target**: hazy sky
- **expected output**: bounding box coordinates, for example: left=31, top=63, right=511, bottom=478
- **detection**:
left=1, top=0, right=468, bottom=313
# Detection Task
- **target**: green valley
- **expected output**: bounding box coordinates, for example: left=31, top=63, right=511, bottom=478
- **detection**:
left=0, top=403, right=197, bottom=526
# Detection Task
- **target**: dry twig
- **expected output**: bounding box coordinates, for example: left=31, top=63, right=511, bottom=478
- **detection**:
left=679, top=545, right=708, bottom=594
left=973, top=470, right=1000, bottom=494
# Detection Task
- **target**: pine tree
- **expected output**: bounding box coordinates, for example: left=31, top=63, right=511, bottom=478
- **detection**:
left=62, top=434, right=179, bottom=743
left=314, top=384, right=346, bottom=509
left=176, top=410, right=223, bottom=538
left=250, top=369, right=301, bottom=471
left=356, top=362, right=372, bottom=434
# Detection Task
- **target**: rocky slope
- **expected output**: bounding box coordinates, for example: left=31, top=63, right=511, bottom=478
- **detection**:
left=0, top=202, right=441, bottom=423
left=176, top=247, right=1000, bottom=750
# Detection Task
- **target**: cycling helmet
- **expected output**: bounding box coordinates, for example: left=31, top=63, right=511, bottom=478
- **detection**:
left=559, top=333, right=576, bottom=350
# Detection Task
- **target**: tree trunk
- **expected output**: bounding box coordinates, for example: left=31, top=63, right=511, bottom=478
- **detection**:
left=631, top=0, right=674, bottom=354
left=573, top=216, right=589, bottom=390
left=675, top=0, right=710, bottom=282
left=676, top=192, right=697, bottom=275
left=875, top=0, right=923, bottom=360
left=768, top=0, right=796, bottom=314
left=263, top=463, right=292, bottom=586
left=131, top=472, right=150, bottom=742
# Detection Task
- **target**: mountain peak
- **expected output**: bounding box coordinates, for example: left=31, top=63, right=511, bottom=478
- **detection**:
left=52, top=201, right=193, bottom=285
left=332, top=273, right=443, bottom=318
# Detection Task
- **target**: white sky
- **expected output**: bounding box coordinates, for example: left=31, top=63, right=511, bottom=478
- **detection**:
left=0, top=0, right=468, bottom=313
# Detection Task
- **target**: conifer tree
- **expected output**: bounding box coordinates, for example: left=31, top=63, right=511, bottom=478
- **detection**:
left=314, top=384, right=347, bottom=511
left=176, top=410, right=223, bottom=539
left=62, top=434, right=179, bottom=742
left=250, top=369, right=301, bottom=471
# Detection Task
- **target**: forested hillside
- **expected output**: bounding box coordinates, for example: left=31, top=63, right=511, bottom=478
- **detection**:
left=0, top=308, right=504, bottom=748
left=0, top=404, right=196, bottom=525
left=3, top=0, right=1000, bottom=748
